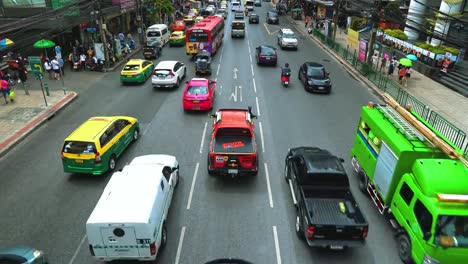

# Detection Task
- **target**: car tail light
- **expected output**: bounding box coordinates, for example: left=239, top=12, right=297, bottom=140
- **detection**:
left=150, top=242, right=156, bottom=255
left=259, top=55, right=265, bottom=59
left=170, top=70, right=175, bottom=77
left=94, top=152, right=102, bottom=164
left=306, top=226, right=315, bottom=239
left=362, top=227, right=368, bottom=239
left=239, top=155, right=256, bottom=168
left=89, top=245, right=95, bottom=256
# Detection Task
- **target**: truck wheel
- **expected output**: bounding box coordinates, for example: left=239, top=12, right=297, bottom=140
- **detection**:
left=161, top=223, right=167, bottom=249
left=398, top=234, right=413, bottom=264
left=358, top=170, right=368, bottom=194
left=295, top=210, right=305, bottom=240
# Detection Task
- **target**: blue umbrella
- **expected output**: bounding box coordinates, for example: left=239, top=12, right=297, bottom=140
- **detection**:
left=406, top=54, right=417, bottom=61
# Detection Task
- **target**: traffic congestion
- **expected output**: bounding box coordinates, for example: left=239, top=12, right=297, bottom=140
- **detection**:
left=1, top=0, right=468, bottom=264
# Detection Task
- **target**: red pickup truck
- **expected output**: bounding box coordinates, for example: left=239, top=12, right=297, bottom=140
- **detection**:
left=207, top=107, right=258, bottom=177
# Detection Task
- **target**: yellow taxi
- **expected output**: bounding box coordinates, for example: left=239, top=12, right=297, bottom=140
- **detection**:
left=169, top=31, right=186, bottom=47
left=120, top=59, right=154, bottom=84
left=62, top=116, right=140, bottom=175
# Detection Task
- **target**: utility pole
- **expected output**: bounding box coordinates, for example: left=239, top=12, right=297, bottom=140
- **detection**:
left=96, top=0, right=110, bottom=70
left=366, top=1, right=381, bottom=65
left=136, top=0, right=145, bottom=44
left=332, top=0, right=342, bottom=41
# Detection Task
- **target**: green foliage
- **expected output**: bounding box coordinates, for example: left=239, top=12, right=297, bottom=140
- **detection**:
left=413, top=42, right=460, bottom=55
left=144, top=0, right=175, bottom=24
left=351, top=18, right=366, bottom=31
left=384, top=2, right=403, bottom=21
left=385, top=29, right=408, bottom=40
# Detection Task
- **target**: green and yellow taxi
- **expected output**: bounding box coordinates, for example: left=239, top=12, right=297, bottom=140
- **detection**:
left=120, top=59, right=154, bottom=84
left=169, top=31, right=186, bottom=47
left=62, top=116, right=140, bottom=175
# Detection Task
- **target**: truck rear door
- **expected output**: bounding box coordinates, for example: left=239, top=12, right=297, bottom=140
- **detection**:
left=313, top=224, right=366, bottom=243
left=100, top=226, right=141, bottom=258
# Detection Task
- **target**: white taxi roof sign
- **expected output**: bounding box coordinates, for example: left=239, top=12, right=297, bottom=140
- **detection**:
left=437, top=194, right=468, bottom=203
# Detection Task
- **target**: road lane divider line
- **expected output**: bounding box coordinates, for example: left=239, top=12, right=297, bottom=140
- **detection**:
left=219, top=85, right=223, bottom=95
left=199, top=122, right=208, bottom=154
left=174, top=226, right=187, bottom=264
left=251, top=64, right=254, bottom=77
left=186, top=162, right=200, bottom=210
left=255, top=96, right=261, bottom=116
left=248, top=44, right=251, bottom=55
left=259, top=121, right=265, bottom=153
left=216, top=64, right=221, bottom=76
left=240, top=85, right=243, bottom=102
left=253, top=78, right=257, bottom=93
left=68, top=234, right=87, bottom=264
left=273, top=226, right=282, bottom=264
left=264, top=163, right=274, bottom=208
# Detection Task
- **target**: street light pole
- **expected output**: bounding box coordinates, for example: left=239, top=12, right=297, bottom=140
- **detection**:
left=96, top=0, right=110, bottom=70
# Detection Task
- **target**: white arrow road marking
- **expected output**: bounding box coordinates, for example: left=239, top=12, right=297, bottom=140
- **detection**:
left=259, top=121, right=265, bottom=153
left=174, top=226, right=186, bottom=264
left=229, top=85, right=238, bottom=102
left=186, top=163, right=200, bottom=210
left=199, top=122, right=208, bottom=153
left=233, top=67, right=238, bottom=79
left=256, top=96, right=261, bottom=116
left=239, top=85, right=242, bottom=102
left=273, top=226, right=282, bottom=264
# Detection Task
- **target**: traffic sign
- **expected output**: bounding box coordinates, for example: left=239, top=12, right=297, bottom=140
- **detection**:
left=28, top=56, right=43, bottom=78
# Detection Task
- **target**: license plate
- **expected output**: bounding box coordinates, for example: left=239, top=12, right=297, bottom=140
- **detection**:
left=318, top=86, right=324, bottom=90
left=330, top=245, right=344, bottom=250
left=75, top=159, right=83, bottom=163
left=193, top=100, right=199, bottom=103
left=228, top=169, right=238, bottom=174
left=192, top=106, right=200, bottom=110
left=266, top=57, right=270, bottom=60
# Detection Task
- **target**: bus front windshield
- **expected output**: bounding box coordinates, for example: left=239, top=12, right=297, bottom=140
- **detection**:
left=435, top=215, right=468, bottom=248
left=188, top=32, right=209, bottom=42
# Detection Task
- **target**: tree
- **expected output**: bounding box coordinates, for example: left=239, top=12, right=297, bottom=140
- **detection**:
left=144, top=0, right=175, bottom=24
left=384, top=1, right=403, bottom=23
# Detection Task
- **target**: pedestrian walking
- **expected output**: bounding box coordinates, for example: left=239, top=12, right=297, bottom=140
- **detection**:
left=398, top=65, right=407, bottom=85
left=1, top=79, right=11, bottom=104
left=380, top=56, right=387, bottom=72
left=68, top=51, right=74, bottom=71
left=404, top=67, right=412, bottom=86
left=51, top=57, right=61, bottom=80
left=371, top=53, right=378, bottom=69
left=387, top=59, right=395, bottom=76
left=58, top=56, right=65, bottom=76
left=305, top=16, right=309, bottom=28
left=80, top=53, right=87, bottom=71
left=43, top=59, right=53, bottom=79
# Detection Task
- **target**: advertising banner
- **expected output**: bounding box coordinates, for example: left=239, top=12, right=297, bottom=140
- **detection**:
left=347, top=29, right=358, bottom=49
left=94, top=43, right=105, bottom=60
left=359, top=40, right=367, bottom=62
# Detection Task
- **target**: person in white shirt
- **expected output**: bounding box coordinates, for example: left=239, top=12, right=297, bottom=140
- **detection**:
left=51, top=57, right=61, bottom=80
left=80, top=53, right=87, bottom=70
left=43, top=59, right=53, bottom=79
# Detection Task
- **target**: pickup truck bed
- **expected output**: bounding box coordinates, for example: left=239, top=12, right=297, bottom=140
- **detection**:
left=213, top=136, right=254, bottom=153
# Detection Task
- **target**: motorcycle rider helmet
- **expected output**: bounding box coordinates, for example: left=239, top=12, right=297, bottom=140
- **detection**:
left=285, top=63, right=289, bottom=67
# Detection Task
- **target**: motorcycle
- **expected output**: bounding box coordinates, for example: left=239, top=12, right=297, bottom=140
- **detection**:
left=86, top=59, right=104, bottom=72
left=5, top=74, right=16, bottom=86
left=281, top=72, right=291, bottom=87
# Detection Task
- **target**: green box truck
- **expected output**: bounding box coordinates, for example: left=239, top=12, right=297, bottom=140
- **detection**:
left=350, top=102, right=468, bottom=264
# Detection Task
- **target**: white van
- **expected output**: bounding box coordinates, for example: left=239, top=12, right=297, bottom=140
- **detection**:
left=146, top=24, right=170, bottom=45
left=86, top=154, right=179, bottom=261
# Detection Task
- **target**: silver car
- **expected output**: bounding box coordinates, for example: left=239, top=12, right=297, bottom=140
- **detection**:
left=277, top=28, right=298, bottom=50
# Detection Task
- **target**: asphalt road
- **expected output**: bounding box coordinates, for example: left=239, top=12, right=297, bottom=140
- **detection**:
left=0, top=3, right=403, bottom=264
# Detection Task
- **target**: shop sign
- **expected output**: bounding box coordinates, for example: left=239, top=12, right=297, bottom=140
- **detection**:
left=113, top=0, right=136, bottom=13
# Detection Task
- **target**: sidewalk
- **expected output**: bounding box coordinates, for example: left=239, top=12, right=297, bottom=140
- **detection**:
left=284, top=14, right=468, bottom=149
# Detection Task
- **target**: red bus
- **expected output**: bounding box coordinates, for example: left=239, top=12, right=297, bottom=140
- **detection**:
left=186, top=16, right=224, bottom=56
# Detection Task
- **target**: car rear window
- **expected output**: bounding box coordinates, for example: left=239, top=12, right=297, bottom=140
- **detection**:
left=172, top=33, right=182, bottom=37
left=232, top=22, right=245, bottom=29
left=261, top=47, right=276, bottom=56
left=124, top=64, right=140, bottom=71
left=147, top=31, right=161, bottom=37
left=187, top=85, right=208, bottom=95
left=154, top=69, right=171, bottom=77
left=268, top=12, right=278, bottom=17
left=63, top=141, right=96, bottom=154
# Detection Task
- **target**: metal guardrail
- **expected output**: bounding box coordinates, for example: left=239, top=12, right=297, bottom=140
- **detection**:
left=312, top=28, right=468, bottom=156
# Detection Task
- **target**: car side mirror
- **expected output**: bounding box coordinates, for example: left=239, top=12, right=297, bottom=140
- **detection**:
left=208, top=114, right=216, bottom=119
left=327, top=72, right=330, bottom=77
left=162, top=166, right=172, bottom=178
left=172, top=166, right=178, bottom=173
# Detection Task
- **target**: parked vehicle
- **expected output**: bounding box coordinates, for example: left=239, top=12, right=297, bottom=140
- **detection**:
left=0, top=245, right=48, bottom=263
left=298, top=62, right=331, bottom=93
left=255, top=45, right=277, bottom=66
left=350, top=102, right=468, bottom=264
left=152, top=60, right=187, bottom=89
left=87, top=154, right=179, bottom=261
left=62, top=116, right=140, bottom=175
left=207, top=108, right=258, bottom=177
left=182, top=78, right=216, bottom=111
left=195, top=49, right=212, bottom=75
left=285, top=147, right=369, bottom=249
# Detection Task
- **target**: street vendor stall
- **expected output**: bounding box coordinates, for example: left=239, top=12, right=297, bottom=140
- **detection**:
left=291, top=8, right=303, bottom=20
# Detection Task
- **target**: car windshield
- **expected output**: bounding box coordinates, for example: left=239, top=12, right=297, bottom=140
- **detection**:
left=435, top=215, right=468, bottom=248
left=187, top=85, right=208, bottom=95
left=189, top=32, right=209, bottom=42
left=284, top=33, right=296, bottom=39
left=147, top=31, right=160, bottom=37
left=63, top=141, right=96, bottom=154
left=268, top=12, right=278, bottom=17
left=261, top=47, right=275, bottom=56
left=124, top=64, right=140, bottom=71
left=176, top=21, right=184, bottom=25
left=307, top=67, right=325, bottom=78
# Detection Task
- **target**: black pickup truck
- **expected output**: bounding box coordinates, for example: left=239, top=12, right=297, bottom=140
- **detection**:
left=284, top=146, right=369, bottom=249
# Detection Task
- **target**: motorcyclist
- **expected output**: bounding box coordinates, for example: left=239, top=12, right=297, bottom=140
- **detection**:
left=244, top=8, right=249, bottom=16
left=281, top=63, right=291, bottom=78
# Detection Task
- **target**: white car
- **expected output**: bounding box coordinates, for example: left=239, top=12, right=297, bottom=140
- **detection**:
left=231, top=1, right=240, bottom=11
left=277, top=28, right=298, bottom=50
left=152, top=60, right=187, bottom=89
